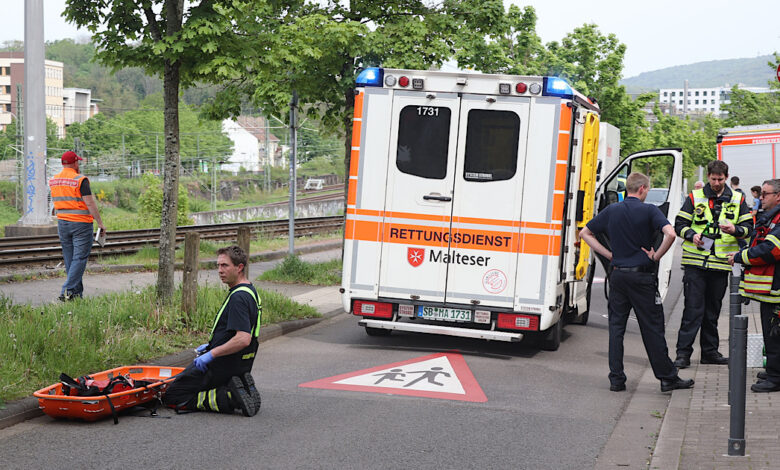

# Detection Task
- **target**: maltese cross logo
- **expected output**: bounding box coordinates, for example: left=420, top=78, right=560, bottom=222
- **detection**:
left=407, top=247, right=425, bottom=267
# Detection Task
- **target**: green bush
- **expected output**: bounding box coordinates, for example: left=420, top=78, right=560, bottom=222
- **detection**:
left=138, top=172, right=192, bottom=225
left=258, top=254, right=341, bottom=285
left=0, top=200, right=20, bottom=236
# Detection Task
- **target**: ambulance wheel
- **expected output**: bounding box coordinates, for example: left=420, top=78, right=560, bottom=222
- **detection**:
left=539, top=319, right=562, bottom=351
left=365, top=326, right=392, bottom=337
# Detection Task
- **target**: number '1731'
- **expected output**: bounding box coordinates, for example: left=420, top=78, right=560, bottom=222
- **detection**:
left=417, top=106, right=439, bottom=117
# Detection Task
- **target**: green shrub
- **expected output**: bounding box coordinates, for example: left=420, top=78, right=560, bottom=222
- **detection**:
left=258, top=254, right=341, bottom=285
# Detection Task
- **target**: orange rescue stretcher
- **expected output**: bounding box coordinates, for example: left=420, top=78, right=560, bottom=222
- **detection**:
left=34, top=365, right=184, bottom=423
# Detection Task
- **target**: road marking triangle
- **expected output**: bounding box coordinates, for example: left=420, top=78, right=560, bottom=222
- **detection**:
left=299, top=352, right=487, bottom=402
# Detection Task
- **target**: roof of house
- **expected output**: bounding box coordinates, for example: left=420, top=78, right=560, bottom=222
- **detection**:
left=233, top=116, right=280, bottom=143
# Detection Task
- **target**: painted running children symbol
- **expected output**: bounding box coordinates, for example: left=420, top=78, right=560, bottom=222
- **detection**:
left=403, top=366, right=450, bottom=387
left=373, top=369, right=406, bottom=384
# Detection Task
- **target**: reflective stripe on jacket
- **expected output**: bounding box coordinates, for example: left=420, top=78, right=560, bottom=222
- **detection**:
left=49, top=168, right=93, bottom=223
left=738, top=206, right=780, bottom=303
left=679, top=188, right=749, bottom=271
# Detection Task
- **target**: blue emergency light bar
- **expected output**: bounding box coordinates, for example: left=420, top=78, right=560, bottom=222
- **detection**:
left=356, top=67, right=384, bottom=87
left=542, top=77, right=574, bottom=99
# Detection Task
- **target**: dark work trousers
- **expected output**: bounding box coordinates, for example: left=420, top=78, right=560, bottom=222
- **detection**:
left=676, top=266, right=729, bottom=359
left=608, top=270, right=677, bottom=386
left=163, top=359, right=249, bottom=410
left=760, top=302, right=780, bottom=383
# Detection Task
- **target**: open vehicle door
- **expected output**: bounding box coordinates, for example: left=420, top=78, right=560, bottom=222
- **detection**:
left=594, top=148, right=683, bottom=299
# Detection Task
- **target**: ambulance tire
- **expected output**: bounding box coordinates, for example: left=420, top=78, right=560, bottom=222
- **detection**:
left=365, top=325, right=392, bottom=337
left=538, top=318, right=562, bottom=351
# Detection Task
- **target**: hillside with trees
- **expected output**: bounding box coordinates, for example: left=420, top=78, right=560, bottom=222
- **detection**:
left=620, top=55, right=777, bottom=93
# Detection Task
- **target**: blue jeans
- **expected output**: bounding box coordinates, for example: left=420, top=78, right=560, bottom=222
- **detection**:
left=57, top=219, right=93, bottom=297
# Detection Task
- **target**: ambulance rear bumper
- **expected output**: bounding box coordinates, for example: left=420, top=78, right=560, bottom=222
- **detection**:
left=359, top=319, right=524, bottom=342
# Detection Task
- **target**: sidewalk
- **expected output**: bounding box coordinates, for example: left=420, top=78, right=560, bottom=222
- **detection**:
left=0, top=242, right=345, bottom=429
left=650, top=286, right=780, bottom=469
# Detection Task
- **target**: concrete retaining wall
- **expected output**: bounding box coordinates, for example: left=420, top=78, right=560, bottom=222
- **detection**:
left=191, top=199, right=344, bottom=225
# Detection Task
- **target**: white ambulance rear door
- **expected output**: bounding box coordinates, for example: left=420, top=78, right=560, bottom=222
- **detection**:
left=445, top=94, right=531, bottom=308
left=594, top=148, right=683, bottom=299
left=377, top=91, right=461, bottom=303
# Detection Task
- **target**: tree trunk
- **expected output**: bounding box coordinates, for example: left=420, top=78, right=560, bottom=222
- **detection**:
left=157, top=0, right=184, bottom=304
left=157, top=57, right=181, bottom=303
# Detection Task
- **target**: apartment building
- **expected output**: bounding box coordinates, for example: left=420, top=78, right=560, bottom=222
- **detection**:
left=63, top=87, right=99, bottom=126
left=658, top=84, right=772, bottom=116
left=0, top=52, right=65, bottom=137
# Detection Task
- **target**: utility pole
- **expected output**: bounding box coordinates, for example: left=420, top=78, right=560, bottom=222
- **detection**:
left=17, top=0, right=50, bottom=229
left=15, top=84, right=23, bottom=213
left=264, top=116, right=270, bottom=192
left=288, top=91, right=298, bottom=255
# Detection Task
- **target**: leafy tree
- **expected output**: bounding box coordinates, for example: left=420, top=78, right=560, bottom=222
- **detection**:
left=721, top=53, right=780, bottom=126
left=647, top=107, right=720, bottom=180
left=468, top=4, right=547, bottom=75
left=200, top=0, right=507, bottom=177
left=64, top=0, right=240, bottom=302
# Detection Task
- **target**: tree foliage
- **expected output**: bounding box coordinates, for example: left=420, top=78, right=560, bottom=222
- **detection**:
left=63, top=0, right=242, bottom=302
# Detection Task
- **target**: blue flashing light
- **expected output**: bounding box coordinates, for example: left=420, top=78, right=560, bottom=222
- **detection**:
left=356, top=67, right=384, bottom=87
left=542, top=77, right=574, bottom=99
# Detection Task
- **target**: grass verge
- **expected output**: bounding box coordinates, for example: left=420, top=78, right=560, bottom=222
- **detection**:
left=0, top=284, right=319, bottom=404
left=257, top=254, right=341, bottom=285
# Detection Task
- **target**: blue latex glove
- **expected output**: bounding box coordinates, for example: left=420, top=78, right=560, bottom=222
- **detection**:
left=193, top=351, right=214, bottom=372
left=195, top=343, right=209, bottom=355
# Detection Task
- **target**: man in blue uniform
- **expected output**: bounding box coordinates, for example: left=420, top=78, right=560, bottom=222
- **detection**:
left=163, top=245, right=263, bottom=416
left=673, top=160, right=752, bottom=369
left=580, top=172, right=694, bottom=393
left=729, top=179, right=780, bottom=392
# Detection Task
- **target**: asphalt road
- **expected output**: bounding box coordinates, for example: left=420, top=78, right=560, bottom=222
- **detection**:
left=0, top=259, right=683, bottom=470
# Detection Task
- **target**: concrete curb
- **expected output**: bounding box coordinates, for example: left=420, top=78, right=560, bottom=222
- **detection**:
left=0, top=306, right=343, bottom=430
left=0, top=239, right=343, bottom=284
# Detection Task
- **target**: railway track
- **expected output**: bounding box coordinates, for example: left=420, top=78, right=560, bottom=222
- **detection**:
left=0, top=216, right=345, bottom=265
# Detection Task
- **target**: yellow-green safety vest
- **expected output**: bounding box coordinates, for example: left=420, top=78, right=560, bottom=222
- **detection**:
left=680, top=189, right=744, bottom=270
left=210, top=285, right=262, bottom=338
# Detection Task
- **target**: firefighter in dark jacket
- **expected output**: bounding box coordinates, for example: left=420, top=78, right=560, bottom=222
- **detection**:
left=730, top=179, right=780, bottom=392
left=673, top=160, right=753, bottom=368
left=163, top=245, right=263, bottom=415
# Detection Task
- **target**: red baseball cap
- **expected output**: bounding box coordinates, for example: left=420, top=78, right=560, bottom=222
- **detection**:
left=61, top=151, right=83, bottom=164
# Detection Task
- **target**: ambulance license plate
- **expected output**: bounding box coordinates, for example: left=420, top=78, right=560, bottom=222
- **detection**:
left=417, top=306, right=472, bottom=322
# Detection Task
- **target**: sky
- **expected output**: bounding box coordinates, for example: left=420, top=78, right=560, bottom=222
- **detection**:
left=2, top=0, right=780, bottom=78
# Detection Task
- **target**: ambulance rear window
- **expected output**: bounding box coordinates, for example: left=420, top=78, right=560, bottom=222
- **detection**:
left=463, top=110, right=520, bottom=182
left=396, top=105, right=451, bottom=179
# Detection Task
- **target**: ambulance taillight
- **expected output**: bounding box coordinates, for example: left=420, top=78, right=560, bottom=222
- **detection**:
left=353, top=300, right=393, bottom=319
left=515, top=82, right=527, bottom=93
left=497, top=313, right=539, bottom=331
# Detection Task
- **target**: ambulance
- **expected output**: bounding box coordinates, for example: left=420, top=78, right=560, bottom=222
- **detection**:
left=341, top=67, right=682, bottom=350
left=717, top=123, right=780, bottom=208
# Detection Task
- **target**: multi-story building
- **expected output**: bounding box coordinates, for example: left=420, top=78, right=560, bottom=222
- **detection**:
left=63, top=87, right=99, bottom=127
left=658, top=84, right=772, bottom=116
left=0, top=52, right=65, bottom=137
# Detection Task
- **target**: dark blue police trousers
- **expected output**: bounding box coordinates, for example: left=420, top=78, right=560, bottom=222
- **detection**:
left=608, top=269, right=677, bottom=385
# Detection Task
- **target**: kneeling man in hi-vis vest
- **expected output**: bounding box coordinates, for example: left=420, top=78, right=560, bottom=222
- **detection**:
left=163, top=245, right=263, bottom=416
left=673, top=160, right=752, bottom=369
left=730, top=179, right=780, bottom=393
